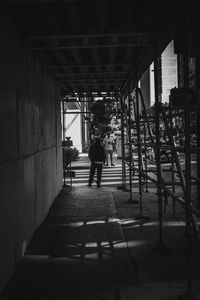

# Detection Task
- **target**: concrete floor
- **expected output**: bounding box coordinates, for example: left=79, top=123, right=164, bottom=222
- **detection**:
left=1, top=156, right=200, bottom=300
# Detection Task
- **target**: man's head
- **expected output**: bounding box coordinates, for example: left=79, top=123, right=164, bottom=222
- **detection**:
left=95, top=137, right=101, bottom=144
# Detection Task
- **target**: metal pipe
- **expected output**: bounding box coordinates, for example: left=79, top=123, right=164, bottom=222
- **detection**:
left=137, top=88, right=156, bottom=150
left=120, top=93, right=127, bottom=190
left=62, top=99, right=65, bottom=141
left=160, top=107, right=186, bottom=194
left=127, top=86, right=134, bottom=201
left=62, top=99, right=66, bottom=186
left=196, top=57, right=200, bottom=209
left=143, top=119, right=149, bottom=192
left=140, top=169, right=200, bottom=218
left=154, top=55, right=164, bottom=246
left=135, top=85, right=144, bottom=214
left=169, top=105, right=176, bottom=218
left=183, top=47, right=193, bottom=297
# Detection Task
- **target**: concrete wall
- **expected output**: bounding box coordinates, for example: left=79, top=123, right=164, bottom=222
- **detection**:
left=0, top=7, right=62, bottom=293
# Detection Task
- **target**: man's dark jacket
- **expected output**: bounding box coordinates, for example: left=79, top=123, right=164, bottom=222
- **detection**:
left=89, top=141, right=106, bottom=163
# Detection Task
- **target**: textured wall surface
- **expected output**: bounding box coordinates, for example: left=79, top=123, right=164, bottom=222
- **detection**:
left=0, top=7, right=62, bottom=293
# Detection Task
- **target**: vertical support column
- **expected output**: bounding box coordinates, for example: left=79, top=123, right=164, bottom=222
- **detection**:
left=178, top=6, right=199, bottom=297
left=154, top=54, right=165, bottom=250
left=127, top=86, right=133, bottom=202
left=62, top=98, right=65, bottom=142
left=178, top=43, right=194, bottom=300
left=80, top=95, right=85, bottom=153
left=62, top=98, right=66, bottom=187
left=127, top=86, right=138, bottom=203
left=135, top=86, right=149, bottom=219
left=89, top=95, right=93, bottom=144
left=135, top=86, right=143, bottom=216
left=120, top=93, right=127, bottom=191
left=196, top=58, right=200, bottom=209
left=78, top=96, right=85, bottom=152
left=169, top=105, right=176, bottom=219
left=143, top=116, right=149, bottom=192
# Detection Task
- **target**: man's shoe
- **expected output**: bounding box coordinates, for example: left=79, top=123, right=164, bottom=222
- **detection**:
left=105, top=163, right=108, bottom=166
left=111, top=163, right=115, bottom=166
left=88, top=183, right=92, bottom=187
left=97, top=184, right=101, bottom=188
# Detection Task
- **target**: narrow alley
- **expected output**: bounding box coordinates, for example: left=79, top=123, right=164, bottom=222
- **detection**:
left=1, top=2, right=200, bottom=300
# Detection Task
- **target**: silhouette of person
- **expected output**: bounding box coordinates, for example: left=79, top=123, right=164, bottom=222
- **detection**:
left=88, top=137, right=106, bottom=187
left=103, top=133, right=115, bottom=166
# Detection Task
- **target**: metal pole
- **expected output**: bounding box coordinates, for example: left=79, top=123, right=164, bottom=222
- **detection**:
left=136, top=85, right=143, bottom=207
left=196, top=58, right=200, bottom=209
left=143, top=118, right=149, bottom=192
left=169, top=105, right=176, bottom=219
left=69, top=160, right=72, bottom=187
left=178, top=46, right=194, bottom=300
left=62, top=98, right=65, bottom=141
left=117, top=93, right=127, bottom=191
left=154, top=55, right=165, bottom=249
left=127, top=87, right=134, bottom=202
left=138, top=88, right=156, bottom=151
left=135, top=86, right=149, bottom=218
left=62, top=99, right=66, bottom=187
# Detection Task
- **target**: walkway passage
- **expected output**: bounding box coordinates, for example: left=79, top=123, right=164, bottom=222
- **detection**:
left=1, top=183, right=200, bottom=299
left=69, top=153, right=129, bottom=187
left=68, top=153, right=154, bottom=188
left=1, top=186, right=138, bottom=300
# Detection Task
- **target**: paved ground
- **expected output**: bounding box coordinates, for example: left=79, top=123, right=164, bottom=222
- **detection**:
left=1, top=155, right=200, bottom=300
left=68, top=153, right=158, bottom=189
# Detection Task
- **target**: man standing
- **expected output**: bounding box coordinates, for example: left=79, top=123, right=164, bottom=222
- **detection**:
left=103, top=133, right=115, bottom=166
left=88, top=137, right=106, bottom=188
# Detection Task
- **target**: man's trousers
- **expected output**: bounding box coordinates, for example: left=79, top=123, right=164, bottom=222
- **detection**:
left=88, top=162, right=103, bottom=185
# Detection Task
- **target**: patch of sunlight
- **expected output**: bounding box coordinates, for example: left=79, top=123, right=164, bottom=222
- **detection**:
left=85, top=253, right=98, bottom=259
left=86, top=220, right=106, bottom=225
left=67, top=221, right=84, bottom=227
left=115, top=240, right=147, bottom=248
left=127, top=240, right=148, bottom=248
left=101, top=242, right=111, bottom=247
left=84, top=242, right=98, bottom=248
left=109, top=217, right=120, bottom=223
left=119, top=218, right=140, bottom=225
left=142, top=221, right=159, bottom=227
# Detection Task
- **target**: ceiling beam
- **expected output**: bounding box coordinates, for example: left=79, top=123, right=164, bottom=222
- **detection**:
left=60, top=82, right=121, bottom=86
left=44, top=63, right=131, bottom=70
left=31, top=43, right=148, bottom=50
left=65, top=1, right=82, bottom=65
left=50, top=71, right=128, bottom=76
left=56, top=78, right=123, bottom=83
left=61, top=89, right=116, bottom=93
left=42, top=5, right=67, bottom=65
left=27, top=32, right=151, bottom=40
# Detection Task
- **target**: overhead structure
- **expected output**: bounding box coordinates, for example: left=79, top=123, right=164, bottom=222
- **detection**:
left=5, top=0, right=194, bottom=97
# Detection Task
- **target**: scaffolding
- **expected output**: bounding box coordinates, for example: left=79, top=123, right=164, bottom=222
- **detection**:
left=119, top=52, right=200, bottom=298
left=60, top=50, right=200, bottom=298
